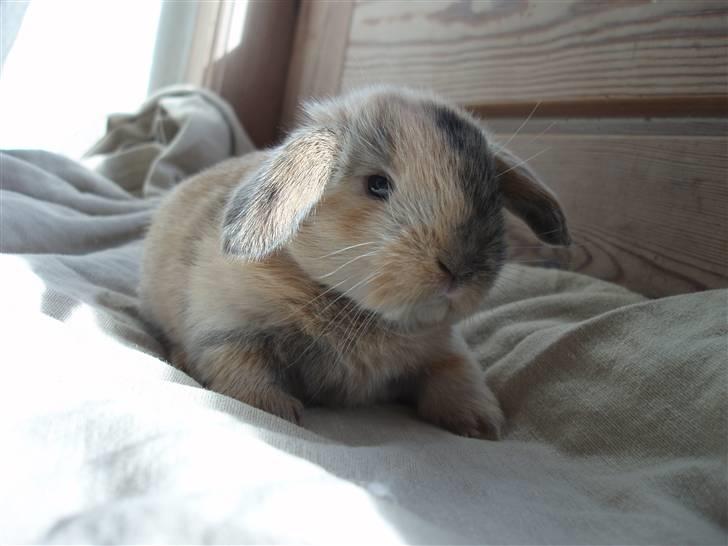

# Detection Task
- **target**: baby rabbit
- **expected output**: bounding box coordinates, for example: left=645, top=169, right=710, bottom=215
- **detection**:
left=139, top=86, right=569, bottom=438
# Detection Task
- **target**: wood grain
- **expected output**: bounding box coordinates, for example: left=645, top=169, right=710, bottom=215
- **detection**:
left=470, top=96, right=728, bottom=119
left=342, top=0, right=728, bottom=109
left=281, top=0, right=355, bottom=129
left=209, top=0, right=299, bottom=148
left=491, top=118, right=728, bottom=297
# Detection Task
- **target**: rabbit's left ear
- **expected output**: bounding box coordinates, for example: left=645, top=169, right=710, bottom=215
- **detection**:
left=494, top=147, right=571, bottom=246
left=222, top=127, right=339, bottom=260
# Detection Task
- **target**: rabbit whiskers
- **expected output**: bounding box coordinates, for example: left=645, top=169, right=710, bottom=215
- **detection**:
left=492, top=100, right=542, bottom=153
left=496, top=147, right=552, bottom=178
left=318, top=241, right=376, bottom=259
left=280, top=270, right=385, bottom=375
left=317, top=250, right=380, bottom=280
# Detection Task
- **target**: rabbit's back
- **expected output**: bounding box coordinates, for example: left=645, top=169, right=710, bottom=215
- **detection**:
left=139, top=153, right=266, bottom=347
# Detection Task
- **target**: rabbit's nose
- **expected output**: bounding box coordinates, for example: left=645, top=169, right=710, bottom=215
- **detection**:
left=437, top=258, right=455, bottom=280
left=437, top=257, right=474, bottom=293
left=437, top=258, right=457, bottom=294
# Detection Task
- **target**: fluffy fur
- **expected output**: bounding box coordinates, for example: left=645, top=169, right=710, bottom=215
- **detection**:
left=139, top=86, right=570, bottom=438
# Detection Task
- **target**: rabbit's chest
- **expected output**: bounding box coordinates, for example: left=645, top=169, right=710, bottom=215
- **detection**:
left=276, top=322, right=443, bottom=407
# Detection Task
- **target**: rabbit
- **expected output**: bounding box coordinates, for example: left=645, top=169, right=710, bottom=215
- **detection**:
left=139, top=86, right=570, bottom=438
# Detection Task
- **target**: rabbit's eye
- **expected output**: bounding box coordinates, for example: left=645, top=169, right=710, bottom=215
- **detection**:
left=366, top=175, right=392, bottom=200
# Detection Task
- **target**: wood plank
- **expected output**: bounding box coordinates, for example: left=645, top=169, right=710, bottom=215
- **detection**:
left=281, top=0, right=355, bottom=129
left=208, top=0, right=299, bottom=148
left=488, top=119, right=728, bottom=297
left=342, top=0, right=728, bottom=110
left=185, top=2, right=225, bottom=87
left=470, top=96, right=728, bottom=119
left=486, top=117, right=728, bottom=137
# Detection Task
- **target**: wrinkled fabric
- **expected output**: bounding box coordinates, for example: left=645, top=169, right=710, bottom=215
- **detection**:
left=83, top=84, right=252, bottom=197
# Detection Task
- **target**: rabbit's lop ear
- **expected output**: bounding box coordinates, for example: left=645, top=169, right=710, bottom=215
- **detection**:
left=222, top=127, right=339, bottom=260
left=494, top=146, right=571, bottom=246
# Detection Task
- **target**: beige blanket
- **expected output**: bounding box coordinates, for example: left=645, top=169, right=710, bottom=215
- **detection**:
left=1, top=87, right=725, bottom=545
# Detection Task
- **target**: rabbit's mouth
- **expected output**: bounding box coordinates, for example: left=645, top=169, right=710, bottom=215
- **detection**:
left=355, top=269, right=491, bottom=330
left=379, top=296, right=454, bottom=329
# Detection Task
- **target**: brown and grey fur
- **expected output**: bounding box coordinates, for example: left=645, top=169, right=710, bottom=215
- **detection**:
left=139, top=86, right=569, bottom=437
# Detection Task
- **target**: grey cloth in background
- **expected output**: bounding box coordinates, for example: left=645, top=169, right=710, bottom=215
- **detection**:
left=84, top=84, right=253, bottom=197
left=0, top=87, right=725, bottom=545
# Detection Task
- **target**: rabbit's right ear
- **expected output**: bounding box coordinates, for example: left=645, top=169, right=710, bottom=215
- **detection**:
left=494, top=146, right=571, bottom=246
left=222, top=127, right=339, bottom=260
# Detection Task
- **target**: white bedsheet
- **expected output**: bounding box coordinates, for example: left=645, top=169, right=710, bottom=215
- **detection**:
left=1, top=87, right=725, bottom=545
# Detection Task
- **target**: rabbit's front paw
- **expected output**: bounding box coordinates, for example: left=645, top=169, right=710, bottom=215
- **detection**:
left=249, top=388, right=305, bottom=425
left=417, top=357, right=504, bottom=440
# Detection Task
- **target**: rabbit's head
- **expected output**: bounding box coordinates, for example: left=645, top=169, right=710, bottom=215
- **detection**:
left=223, top=87, right=569, bottom=327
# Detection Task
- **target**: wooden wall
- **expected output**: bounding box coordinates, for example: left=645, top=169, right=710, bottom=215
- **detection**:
left=283, top=0, right=728, bottom=297
left=341, top=0, right=728, bottom=115
left=210, top=0, right=299, bottom=148
left=491, top=118, right=727, bottom=296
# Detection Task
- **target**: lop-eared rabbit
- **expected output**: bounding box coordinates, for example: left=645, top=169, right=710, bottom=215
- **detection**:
left=140, top=87, right=569, bottom=438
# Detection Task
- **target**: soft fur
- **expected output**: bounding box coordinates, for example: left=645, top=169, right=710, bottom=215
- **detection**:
left=139, top=86, right=569, bottom=438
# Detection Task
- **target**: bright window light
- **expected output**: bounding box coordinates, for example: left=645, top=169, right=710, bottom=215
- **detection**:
left=0, top=0, right=162, bottom=158
left=225, top=0, right=249, bottom=54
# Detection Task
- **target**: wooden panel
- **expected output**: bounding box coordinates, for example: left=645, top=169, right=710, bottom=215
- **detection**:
left=342, top=0, right=728, bottom=112
left=281, top=0, right=355, bottom=129
left=208, top=0, right=299, bottom=148
left=185, top=2, right=224, bottom=87
left=470, top=97, right=728, bottom=120
left=489, top=118, right=728, bottom=297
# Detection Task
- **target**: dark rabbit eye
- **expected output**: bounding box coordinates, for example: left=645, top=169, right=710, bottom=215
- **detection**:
left=366, top=174, right=392, bottom=200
